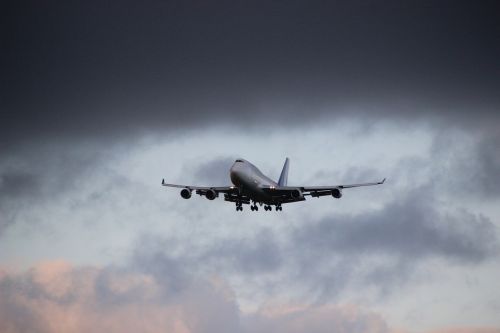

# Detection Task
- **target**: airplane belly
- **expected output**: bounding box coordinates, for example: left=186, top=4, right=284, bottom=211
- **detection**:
left=238, top=179, right=271, bottom=201
left=246, top=187, right=271, bottom=201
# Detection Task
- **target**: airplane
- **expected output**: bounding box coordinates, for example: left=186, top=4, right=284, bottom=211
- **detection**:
left=162, top=158, right=385, bottom=211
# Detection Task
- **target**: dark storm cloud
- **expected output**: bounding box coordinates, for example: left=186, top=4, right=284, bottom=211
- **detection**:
left=0, top=170, right=39, bottom=199
left=2, top=0, right=500, bottom=147
left=0, top=169, right=40, bottom=233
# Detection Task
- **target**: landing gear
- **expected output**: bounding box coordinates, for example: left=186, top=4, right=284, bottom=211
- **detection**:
left=241, top=202, right=282, bottom=212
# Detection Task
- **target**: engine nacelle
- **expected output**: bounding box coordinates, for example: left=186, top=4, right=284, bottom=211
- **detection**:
left=331, top=188, right=342, bottom=199
left=290, top=189, right=303, bottom=199
left=205, top=189, right=217, bottom=200
left=180, top=188, right=192, bottom=199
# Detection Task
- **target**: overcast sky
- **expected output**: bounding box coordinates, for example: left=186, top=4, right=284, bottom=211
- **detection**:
left=1, top=1, right=500, bottom=332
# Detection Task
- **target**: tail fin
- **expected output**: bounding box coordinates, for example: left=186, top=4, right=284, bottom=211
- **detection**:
left=278, top=158, right=290, bottom=186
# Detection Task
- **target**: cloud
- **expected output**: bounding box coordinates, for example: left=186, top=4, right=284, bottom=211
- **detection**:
left=285, top=186, right=499, bottom=298
left=0, top=260, right=235, bottom=333
left=292, top=188, right=498, bottom=262
left=124, top=184, right=498, bottom=304
left=0, top=260, right=392, bottom=333
left=0, top=170, right=41, bottom=233
left=190, top=156, right=236, bottom=186
left=244, top=304, right=390, bottom=333
left=1, top=130, right=498, bottom=301
left=0, top=145, right=123, bottom=235
left=2, top=1, right=499, bottom=331
left=2, top=260, right=499, bottom=333
left=2, top=1, right=499, bottom=148
left=427, top=329, right=500, bottom=333
left=202, top=228, right=283, bottom=275
left=430, top=134, right=500, bottom=199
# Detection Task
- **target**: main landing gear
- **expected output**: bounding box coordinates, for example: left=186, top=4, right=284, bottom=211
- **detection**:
left=263, top=204, right=282, bottom=211
left=235, top=202, right=283, bottom=212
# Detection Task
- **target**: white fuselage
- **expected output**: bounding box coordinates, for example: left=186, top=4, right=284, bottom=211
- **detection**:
left=230, top=159, right=277, bottom=202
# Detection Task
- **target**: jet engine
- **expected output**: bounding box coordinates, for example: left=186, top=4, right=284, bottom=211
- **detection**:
left=290, top=189, right=303, bottom=199
left=205, top=189, right=217, bottom=200
left=331, top=188, right=342, bottom=199
left=180, top=188, right=192, bottom=199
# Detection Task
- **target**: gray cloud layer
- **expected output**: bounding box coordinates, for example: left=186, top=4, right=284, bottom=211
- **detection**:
left=294, top=188, right=497, bottom=262
left=129, top=185, right=498, bottom=302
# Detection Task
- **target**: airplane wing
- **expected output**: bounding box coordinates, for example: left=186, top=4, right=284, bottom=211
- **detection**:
left=162, top=179, right=245, bottom=201
left=301, top=178, right=386, bottom=191
left=162, top=179, right=237, bottom=192
left=161, top=181, right=235, bottom=192
left=261, top=178, right=386, bottom=199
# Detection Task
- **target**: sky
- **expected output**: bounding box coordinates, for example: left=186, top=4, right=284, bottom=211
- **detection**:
left=1, top=1, right=500, bottom=332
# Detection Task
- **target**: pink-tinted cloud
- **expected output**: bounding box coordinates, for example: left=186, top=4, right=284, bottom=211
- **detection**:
left=0, top=261, right=498, bottom=333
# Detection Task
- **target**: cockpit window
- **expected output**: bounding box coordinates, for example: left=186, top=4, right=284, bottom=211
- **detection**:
left=235, top=159, right=243, bottom=162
